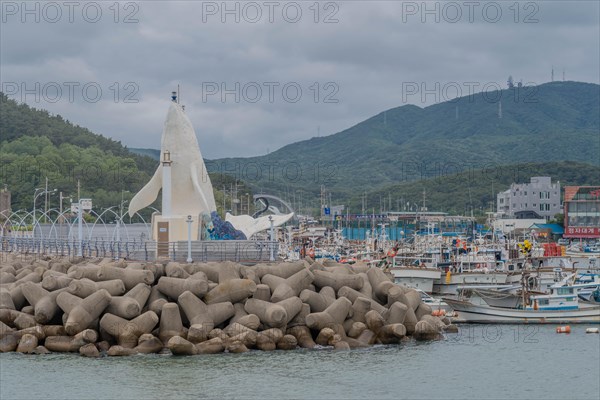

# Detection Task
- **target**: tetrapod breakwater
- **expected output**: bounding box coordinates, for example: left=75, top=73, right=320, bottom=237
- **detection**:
left=0, top=254, right=457, bottom=356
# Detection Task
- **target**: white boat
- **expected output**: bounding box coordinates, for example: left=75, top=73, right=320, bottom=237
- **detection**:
left=388, top=254, right=440, bottom=293
left=388, top=266, right=441, bottom=293
left=416, top=289, right=452, bottom=313
left=443, top=298, right=600, bottom=324
left=433, top=263, right=508, bottom=295
left=444, top=281, right=600, bottom=324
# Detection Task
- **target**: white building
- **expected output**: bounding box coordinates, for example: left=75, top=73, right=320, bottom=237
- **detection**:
left=496, top=177, right=561, bottom=221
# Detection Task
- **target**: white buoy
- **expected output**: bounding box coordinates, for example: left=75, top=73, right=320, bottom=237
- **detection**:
left=585, top=328, right=599, bottom=334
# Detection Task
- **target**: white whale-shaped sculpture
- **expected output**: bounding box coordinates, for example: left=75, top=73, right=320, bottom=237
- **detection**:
left=225, top=212, right=294, bottom=239
left=128, top=103, right=216, bottom=218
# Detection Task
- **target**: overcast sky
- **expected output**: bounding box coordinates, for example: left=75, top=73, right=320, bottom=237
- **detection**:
left=1, top=1, right=598, bottom=158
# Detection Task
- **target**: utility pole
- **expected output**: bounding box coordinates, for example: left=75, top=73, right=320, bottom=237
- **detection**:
left=361, top=192, right=365, bottom=215
left=44, top=177, right=48, bottom=223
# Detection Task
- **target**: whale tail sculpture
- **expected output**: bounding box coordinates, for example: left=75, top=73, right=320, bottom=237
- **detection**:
left=127, top=95, right=293, bottom=243
left=128, top=102, right=216, bottom=219
left=225, top=212, right=294, bottom=239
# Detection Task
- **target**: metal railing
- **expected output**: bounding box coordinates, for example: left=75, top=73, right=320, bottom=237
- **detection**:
left=0, top=236, right=278, bottom=263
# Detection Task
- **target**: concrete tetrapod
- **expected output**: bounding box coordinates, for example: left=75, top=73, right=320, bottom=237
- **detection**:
left=337, top=286, right=388, bottom=317
left=157, top=277, right=208, bottom=300
left=252, top=284, right=271, bottom=302
left=203, top=279, right=257, bottom=304
left=287, top=325, right=316, bottom=348
left=347, top=322, right=367, bottom=338
left=244, top=298, right=287, bottom=329
left=167, top=336, right=198, bottom=355
left=61, top=289, right=112, bottom=335
left=276, top=334, right=297, bottom=350
left=16, top=333, right=38, bottom=353
left=147, top=286, right=168, bottom=316
left=20, top=282, right=65, bottom=324
left=255, top=334, right=276, bottom=351
left=216, top=262, right=240, bottom=283
left=159, top=303, right=186, bottom=343
left=79, top=343, right=100, bottom=357
left=312, top=270, right=363, bottom=292
left=105, top=283, right=151, bottom=319
left=287, top=303, right=310, bottom=328
left=413, top=320, right=441, bottom=341
left=266, top=268, right=314, bottom=303
left=252, top=261, right=307, bottom=279
left=195, top=337, right=225, bottom=354
left=41, top=274, right=73, bottom=291
left=305, top=297, right=352, bottom=331
left=135, top=333, right=164, bottom=354
left=377, top=324, right=407, bottom=344
left=67, top=278, right=126, bottom=298
left=299, top=288, right=335, bottom=313
left=67, top=265, right=101, bottom=281
left=276, top=296, right=303, bottom=325
left=96, top=266, right=154, bottom=290
left=229, top=303, right=261, bottom=330
left=99, top=311, right=159, bottom=348
left=165, top=263, right=190, bottom=279
left=178, top=292, right=213, bottom=343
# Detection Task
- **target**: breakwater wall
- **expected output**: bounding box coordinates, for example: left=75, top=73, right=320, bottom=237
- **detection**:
left=0, top=254, right=456, bottom=356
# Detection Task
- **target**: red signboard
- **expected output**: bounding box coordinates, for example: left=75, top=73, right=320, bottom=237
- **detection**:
left=564, top=227, right=600, bottom=238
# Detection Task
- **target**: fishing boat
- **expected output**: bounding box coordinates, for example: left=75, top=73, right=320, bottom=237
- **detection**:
left=443, top=279, right=600, bottom=324
left=416, top=288, right=452, bottom=313
left=387, top=254, right=441, bottom=293
left=432, top=257, right=509, bottom=295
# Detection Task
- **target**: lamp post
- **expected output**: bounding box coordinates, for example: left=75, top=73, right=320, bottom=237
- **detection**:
left=77, top=200, right=83, bottom=257
left=33, top=188, right=56, bottom=236
left=269, top=215, right=275, bottom=262
left=186, top=215, right=193, bottom=263
left=58, top=192, right=72, bottom=239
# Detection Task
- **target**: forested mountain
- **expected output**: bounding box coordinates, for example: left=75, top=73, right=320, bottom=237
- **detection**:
left=212, top=81, right=599, bottom=200
left=0, top=94, right=248, bottom=217
left=2, top=81, right=598, bottom=218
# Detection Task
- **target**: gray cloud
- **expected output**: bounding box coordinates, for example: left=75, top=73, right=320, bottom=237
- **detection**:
left=1, top=1, right=598, bottom=158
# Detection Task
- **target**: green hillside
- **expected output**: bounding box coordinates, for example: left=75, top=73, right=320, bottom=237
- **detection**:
left=212, top=81, right=599, bottom=200
left=0, top=93, right=249, bottom=218
left=2, top=81, right=597, bottom=219
left=129, top=148, right=160, bottom=160
left=351, top=161, right=600, bottom=216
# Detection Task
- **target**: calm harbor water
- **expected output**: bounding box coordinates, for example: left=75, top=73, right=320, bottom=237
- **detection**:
left=1, top=324, right=599, bottom=400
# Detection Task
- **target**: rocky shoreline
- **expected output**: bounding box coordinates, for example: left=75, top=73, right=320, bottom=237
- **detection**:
left=0, top=255, right=457, bottom=356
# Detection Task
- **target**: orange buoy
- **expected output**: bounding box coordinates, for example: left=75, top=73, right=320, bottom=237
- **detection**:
left=556, top=326, right=571, bottom=334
